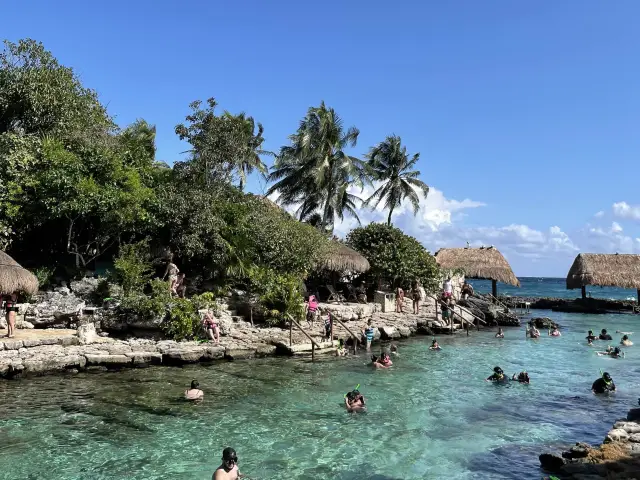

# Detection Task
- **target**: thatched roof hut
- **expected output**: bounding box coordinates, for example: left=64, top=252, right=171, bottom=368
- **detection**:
left=0, top=251, right=39, bottom=295
left=319, top=243, right=370, bottom=274
left=434, top=247, right=519, bottom=297
left=566, top=253, right=640, bottom=301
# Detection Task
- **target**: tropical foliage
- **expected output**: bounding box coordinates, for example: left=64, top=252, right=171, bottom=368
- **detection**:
left=1, top=38, right=440, bottom=338
left=346, top=223, right=440, bottom=293
left=267, top=102, right=367, bottom=231
left=364, top=135, right=429, bottom=225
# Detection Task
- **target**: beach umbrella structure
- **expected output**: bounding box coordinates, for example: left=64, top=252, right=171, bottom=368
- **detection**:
left=0, top=250, right=39, bottom=295
left=566, top=253, right=640, bottom=303
left=434, top=247, right=520, bottom=299
left=319, top=242, right=370, bottom=274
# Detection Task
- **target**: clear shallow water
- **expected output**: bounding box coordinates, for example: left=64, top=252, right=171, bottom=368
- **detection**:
left=1, top=310, right=640, bottom=480
left=471, top=277, right=639, bottom=301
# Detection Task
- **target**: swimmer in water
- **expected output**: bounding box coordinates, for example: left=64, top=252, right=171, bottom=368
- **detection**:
left=345, top=389, right=366, bottom=412
left=335, top=339, right=348, bottom=357
left=429, top=339, right=441, bottom=350
left=621, top=335, right=633, bottom=347
left=390, top=344, right=399, bottom=356
left=549, top=327, right=561, bottom=337
left=592, top=372, right=615, bottom=394
left=213, top=447, right=240, bottom=480
left=512, top=371, right=530, bottom=384
left=184, top=380, right=204, bottom=400
left=495, top=328, right=504, bottom=339
left=599, top=329, right=612, bottom=341
left=371, top=353, right=392, bottom=368
left=586, top=330, right=597, bottom=342
left=527, top=326, right=540, bottom=338
left=611, top=347, right=625, bottom=358
left=587, top=338, right=595, bottom=346
left=486, top=366, right=509, bottom=383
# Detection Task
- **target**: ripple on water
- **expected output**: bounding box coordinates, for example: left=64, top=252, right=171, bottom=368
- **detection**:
left=0, top=310, right=638, bottom=479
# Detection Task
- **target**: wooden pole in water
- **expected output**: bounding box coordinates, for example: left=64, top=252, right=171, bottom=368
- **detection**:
left=492, top=280, right=497, bottom=302
left=582, top=286, right=587, bottom=300
left=312, top=342, right=315, bottom=362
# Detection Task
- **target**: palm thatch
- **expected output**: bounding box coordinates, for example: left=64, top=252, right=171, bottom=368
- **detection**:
left=434, top=247, right=520, bottom=286
left=319, top=242, right=370, bottom=273
left=566, top=253, right=640, bottom=290
left=0, top=251, right=39, bottom=295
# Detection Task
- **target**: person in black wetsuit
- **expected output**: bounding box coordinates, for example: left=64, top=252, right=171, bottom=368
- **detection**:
left=599, top=329, right=613, bottom=341
left=486, top=366, right=509, bottom=383
left=586, top=330, right=597, bottom=342
left=592, top=372, right=615, bottom=394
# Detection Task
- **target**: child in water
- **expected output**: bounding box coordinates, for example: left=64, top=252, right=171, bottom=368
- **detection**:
left=371, top=353, right=392, bottom=368
left=495, top=328, right=504, bottom=339
left=345, top=389, right=366, bottom=412
left=335, top=339, right=348, bottom=357
left=549, top=327, right=561, bottom=337
left=429, top=339, right=441, bottom=350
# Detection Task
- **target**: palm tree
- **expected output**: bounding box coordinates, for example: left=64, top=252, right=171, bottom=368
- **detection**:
left=364, top=135, right=429, bottom=225
left=267, top=102, right=366, bottom=231
left=224, top=112, right=272, bottom=191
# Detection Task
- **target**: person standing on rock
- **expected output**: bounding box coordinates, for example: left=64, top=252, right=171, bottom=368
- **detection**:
left=443, top=277, right=453, bottom=299
left=184, top=380, right=204, bottom=400
left=3, top=293, right=18, bottom=338
left=163, top=255, right=180, bottom=295
left=395, top=287, right=404, bottom=313
left=213, top=447, right=240, bottom=479
left=411, top=281, right=422, bottom=315
left=363, top=319, right=375, bottom=351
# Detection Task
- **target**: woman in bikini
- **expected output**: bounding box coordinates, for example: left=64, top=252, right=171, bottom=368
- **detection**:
left=396, top=287, right=404, bottom=313
left=202, top=311, right=220, bottom=343
left=4, top=293, right=18, bottom=338
left=163, top=255, right=180, bottom=295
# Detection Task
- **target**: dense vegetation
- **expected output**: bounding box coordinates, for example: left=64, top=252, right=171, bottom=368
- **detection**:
left=0, top=39, right=440, bottom=338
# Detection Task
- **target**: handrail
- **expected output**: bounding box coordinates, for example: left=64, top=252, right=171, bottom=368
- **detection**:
left=329, top=314, right=360, bottom=352
left=485, top=293, right=511, bottom=311
left=427, top=294, right=487, bottom=326
left=287, top=315, right=322, bottom=349
left=456, top=303, right=488, bottom=325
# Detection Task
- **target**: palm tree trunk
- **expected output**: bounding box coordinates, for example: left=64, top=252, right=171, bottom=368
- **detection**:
left=387, top=207, right=394, bottom=225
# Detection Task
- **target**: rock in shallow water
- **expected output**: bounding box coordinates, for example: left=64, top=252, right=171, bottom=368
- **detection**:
left=539, top=453, right=565, bottom=472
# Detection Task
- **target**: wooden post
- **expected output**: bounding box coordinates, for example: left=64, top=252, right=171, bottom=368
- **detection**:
left=289, top=320, right=293, bottom=346
left=492, top=280, right=497, bottom=302
left=581, top=286, right=586, bottom=300
left=312, top=342, right=315, bottom=362
left=330, top=316, right=334, bottom=345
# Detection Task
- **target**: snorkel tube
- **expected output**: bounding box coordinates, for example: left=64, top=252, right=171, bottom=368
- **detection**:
left=344, top=384, right=360, bottom=398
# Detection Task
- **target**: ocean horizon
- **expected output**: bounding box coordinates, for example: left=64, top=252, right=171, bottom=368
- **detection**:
left=470, top=276, right=638, bottom=302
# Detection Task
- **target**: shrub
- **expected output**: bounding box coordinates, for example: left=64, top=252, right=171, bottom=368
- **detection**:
left=346, top=223, right=440, bottom=293
left=32, top=266, right=54, bottom=290
left=248, top=267, right=305, bottom=326
left=162, top=298, right=201, bottom=341
left=112, top=240, right=153, bottom=295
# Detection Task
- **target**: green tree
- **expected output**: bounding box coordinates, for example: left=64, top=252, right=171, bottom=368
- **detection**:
left=267, top=102, right=367, bottom=231
left=364, top=135, right=429, bottom=225
left=346, top=223, right=440, bottom=292
left=0, top=39, right=114, bottom=139
left=174, top=98, right=270, bottom=189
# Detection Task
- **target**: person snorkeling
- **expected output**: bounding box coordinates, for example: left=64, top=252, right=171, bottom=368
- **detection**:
left=621, top=335, right=633, bottom=347
left=611, top=346, right=625, bottom=358
left=345, top=388, right=366, bottom=412
left=495, top=328, right=504, bottom=339
left=512, top=371, right=530, bottom=384
left=586, top=330, right=597, bottom=342
left=592, top=372, right=615, bottom=394
left=486, top=366, right=509, bottom=383
left=429, top=339, right=441, bottom=350
left=587, top=337, right=595, bottom=346
left=599, top=329, right=612, bottom=341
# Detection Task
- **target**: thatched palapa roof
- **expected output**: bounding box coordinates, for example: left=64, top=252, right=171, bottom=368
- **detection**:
left=566, top=253, right=640, bottom=290
left=0, top=251, right=39, bottom=295
left=319, top=243, right=370, bottom=273
left=434, top=247, right=520, bottom=286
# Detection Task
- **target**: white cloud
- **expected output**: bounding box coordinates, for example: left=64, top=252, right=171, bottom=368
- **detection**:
left=613, top=201, right=640, bottom=220
left=611, top=222, right=623, bottom=233
left=594, top=211, right=604, bottom=218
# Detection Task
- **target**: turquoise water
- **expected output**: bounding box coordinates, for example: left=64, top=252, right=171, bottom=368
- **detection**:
left=471, top=277, right=639, bottom=301
left=2, top=310, right=640, bottom=479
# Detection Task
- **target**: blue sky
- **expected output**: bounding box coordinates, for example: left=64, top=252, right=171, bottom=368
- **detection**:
left=5, top=1, right=640, bottom=276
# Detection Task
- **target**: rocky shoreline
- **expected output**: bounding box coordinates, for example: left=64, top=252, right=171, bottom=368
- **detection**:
left=540, top=405, right=640, bottom=479
left=499, top=295, right=638, bottom=315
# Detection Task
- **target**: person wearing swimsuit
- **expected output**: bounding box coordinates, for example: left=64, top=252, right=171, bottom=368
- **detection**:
left=213, top=447, right=240, bottom=480
left=203, top=311, right=220, bottom=343
left=4, top=293, right=18, bottom=338
left=163, top=255, right=180, bottom=295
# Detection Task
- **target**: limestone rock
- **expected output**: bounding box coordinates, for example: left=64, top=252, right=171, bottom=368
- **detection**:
left=3, top=340, right=23, bottom=350
left=604, top=428, right=629, bottom=443
left=85, top=354, right=132, bottom=367
left=225, top=348, right=256, bottom=360
left=614, top=420, right=640, bottom=434
left=398, top=326, right=411, bottom=338
left=69, top=277, right=100, bottom=299
left=562, top=443, right=591, bottom=459
left=255, top=345, right=277, bottom=357
left=125, top=351, right=162, bottom=365
left=378, top=326, right=400, bottom=340
left=77, top=323, right=98, bottom=345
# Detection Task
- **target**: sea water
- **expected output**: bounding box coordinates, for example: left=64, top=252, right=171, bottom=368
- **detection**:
left=471, top=277, right=639, bottom=301
left=1, top=310, right=640, bottom=479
